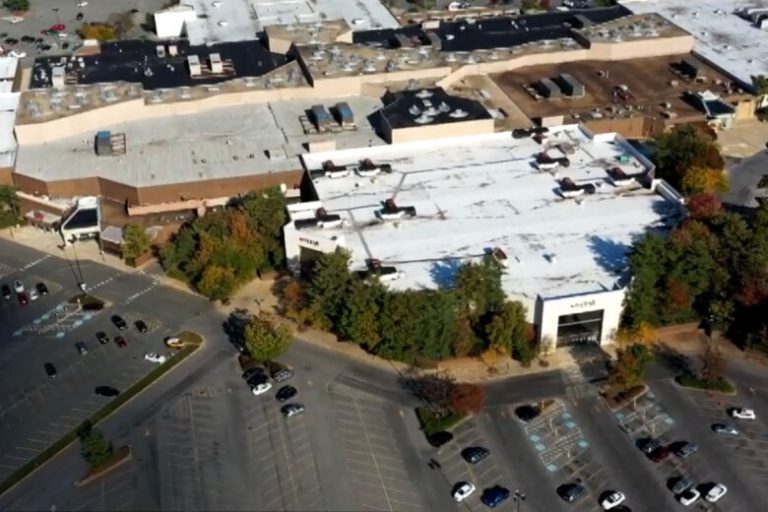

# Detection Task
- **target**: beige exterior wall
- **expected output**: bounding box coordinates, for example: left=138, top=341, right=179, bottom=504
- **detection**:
left=586, top=36, right=694, bottom=61
left=267, top=36, right=293, bottom=54
left=388, top=118, right=495, bottom=144
left=0, top=167, right=12, bottom=186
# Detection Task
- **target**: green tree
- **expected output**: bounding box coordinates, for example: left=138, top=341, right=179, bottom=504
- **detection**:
left=752, top=75, right=768, bottom=112
left=121, top=223, right=152, bottom=263
left=196, top=265, right=237, bottom=301
left=77, top=422, right=113, bottom=470
left=307, top=248, right=353, bottom=326
left=0, top=184, right=19, bottom=218
left=607, top=343, right=653, bottom=397
left=239, top=187, right=288, bottom=265
left=454, top=257, right=505, bottom=318
left=623, top=233, right=668, bottom=326
left=3, top=0, right=30, bottom=12
left=700, top=343, right=725, bottom=386
left=337, top=279, right=384, bottom=347
left=452, top=311, right=477, bottom=357
left=485, top=301, right=528, bottom=355
left=244, top=313, right=293, bottom=362
left=652, top=125, right=724, bottom=191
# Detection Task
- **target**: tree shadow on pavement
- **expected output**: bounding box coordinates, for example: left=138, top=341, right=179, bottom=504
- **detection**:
left=652, top=342, right=693, bottom=375
left=222, top=308, right=250, bottom=353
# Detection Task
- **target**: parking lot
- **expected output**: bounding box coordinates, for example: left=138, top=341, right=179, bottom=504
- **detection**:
left=0, top=239, right=208, bottom=485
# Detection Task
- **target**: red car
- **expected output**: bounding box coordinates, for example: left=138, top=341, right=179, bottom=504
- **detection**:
left=649, top=445, right=671, bottom=463
left=114, top=336, right=127, bottom=348
left=50, top=24, right=65, bottom=32
left=17, top=292, right=28, bottom=305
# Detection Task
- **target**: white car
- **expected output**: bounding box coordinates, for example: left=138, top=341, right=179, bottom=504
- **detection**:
left=164, top=336, right=184, bottom=349
left=678, top=488, right=701, bottom=506
left=601, top=491, right=626, bottom=510
left=29, top=289, right=39, bottom=301
left=8, top=50, right=26, bottom=59
left=705, top=484, right=727, bottom=503
left=144, top=352, right=167, bottom=364
left=13, top=280, right=23, bottom=293
left=76, top=1, right=88, bottom=6
left=730, top=408, right=756, bottom=420
left=453, top=482, right=476, bottom=502
left=251, top=381, right=272, bottom=396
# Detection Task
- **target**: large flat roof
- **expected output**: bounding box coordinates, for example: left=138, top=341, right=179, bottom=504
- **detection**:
left=492, top=53, right=744, bottom=124
left=0, top=92, right=19, bottom=167
left=299, top=126, right=682, bottom=311
left=184, top=0, right=398, bottom=45
left=15, top=96, right=385, bottom=189
left=622, top=0, right=768, bottom=87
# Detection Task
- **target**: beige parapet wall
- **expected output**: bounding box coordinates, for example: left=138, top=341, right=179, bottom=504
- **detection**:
left=15, top=32, right=696, bottom=146
left=387, top=119, right=496, bottom=144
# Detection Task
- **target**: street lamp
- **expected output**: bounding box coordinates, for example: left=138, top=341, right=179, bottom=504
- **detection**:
left=513, top=490, right=526, bottom=512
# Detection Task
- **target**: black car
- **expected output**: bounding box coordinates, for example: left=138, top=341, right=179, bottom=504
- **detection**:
left=135, top=319, right=148, bottom=333
left=96, top=331, right=109, bottom=345
left=1, top=284, right=10, bottom=300
left=673, top=441, right=699, bottom=460
left=514, top=404, right=541, bottom=422
left=558, top=483, right=586, bottom=503
left=481, top=485, right=510, bottom=508
left=243, top=367, right=266, bottom=382
left=638, top=437, right=661, bottom=455
left=94, top=386, right=120, bottom=398
left=247, top=372, right=269, bottom=387
left=275, top=385, right=298, bottom=402
left=44, top=362, right=57, bottom=378
left=4, top=38, right=17, bottom=45
left=266, top=361, right=293, bottom=382
left=21, top=35, right=34, bottom=43
left=111, top=315, right=128, bottom=330
left=36, top=282, right=48, bottom=295
left=461, top=446, right=490, bottom=464
left=76, top=12, right=84, bottom=21
left=427, top=431, right=453, bottom=448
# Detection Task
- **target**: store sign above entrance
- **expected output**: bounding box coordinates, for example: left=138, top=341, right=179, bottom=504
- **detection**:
left=570, top=299, right=596, bottom=310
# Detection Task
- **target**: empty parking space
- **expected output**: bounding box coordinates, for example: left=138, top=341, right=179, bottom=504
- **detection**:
left=329, top=383, right=426, bottom=512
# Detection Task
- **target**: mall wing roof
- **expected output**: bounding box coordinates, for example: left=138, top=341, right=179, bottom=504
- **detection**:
left=299, top=126, right=682, bottom=311
left=14, top=96, right=384, bottom=188
left=622, top=0, right=768, bottom=87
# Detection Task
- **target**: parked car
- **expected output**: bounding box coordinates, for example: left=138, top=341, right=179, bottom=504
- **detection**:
left=44, top=362, right=57, bottom=378
left=452, top=482, right=476, bottom=502
left=649, top=445, right=671, bottom=463
left=8, top=50, right=26, bottom=59
left=1, top=284, right=10, bottom=300
left=17, top=292, right=28, bottom=305
left=135, top=319, right=148, bottom=333
left=275, top=385, right=297, bottom=402
left=427, top=431, right=453, bottom=448
left=243, top=367, right=267, bottom=382
left=13, top=280, right=24, bottom=293
left=144, top=352, right=167, bottom=364
left=705, top=483, right=727, bottom=503
left=114, top=336, right=127, bottom=348
left=601, top=491, right=626, bottom=510
left=36, top=282, right=48, bottom=295
left=94, top=386, right=119, bottom=397
left=558, top=483, right=586, bottom=503
left=266, top=361, right=293, bottom=382
left=481, top=485, right=510, bottom=508
left=76, top=12, right=84, bottom=21
left=671, top=476, right=693, bottom=495
left=679, top=488, right=701, bottom=506
left=76, top=342, right=88, bottom=356
left=674, top=442, right=698, bottom=460
left=730, top=408, right=756, bottom=420
left=29, top=289, right=39, bottom=301
left=251, top=380, right=273, bottom=396
left=96, top=331, right=109, bottom=345
left=165, top=336, right=184, bottom=349
left=111, top=315, right=128, bottom=330
left=281, top=403, right=304, bottom=418
left=514, top=404, right=541, bottom=422
left=712, top=423, right=739, bottom=436
left=461, top=446, right=490, bottom=464
left=638, top=437, right=661, bottom=455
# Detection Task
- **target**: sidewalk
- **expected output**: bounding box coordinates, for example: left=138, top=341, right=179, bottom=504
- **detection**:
left=218, top=275, right=586, bottom=384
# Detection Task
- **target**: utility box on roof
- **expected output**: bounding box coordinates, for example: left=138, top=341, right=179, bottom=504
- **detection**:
left=95, top=131, right=112, bottom=156
left=333, top=102, right=354, bottom=126
left=209, top=53, right=223, bottom=74
left=536, top=78, right=561, bottom=98
left=555, top=73, right=584, bottom=97
left=51, top=66, right=66, bottom=89
left=187, top=55, right=201, bottom=77
left=310, top=105, right=333, bottom=131
left=680, top=58, right=701, bottom=79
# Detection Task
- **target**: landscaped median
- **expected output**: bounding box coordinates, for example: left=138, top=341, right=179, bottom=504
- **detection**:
left=0, top=332, right=204, bottom=497
left=416, top=407, right=468, bottom=436
left=675, top=373, right=736, bottom=394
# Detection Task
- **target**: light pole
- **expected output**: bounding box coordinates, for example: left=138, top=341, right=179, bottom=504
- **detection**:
left=513, top=489, right=526, bottom=512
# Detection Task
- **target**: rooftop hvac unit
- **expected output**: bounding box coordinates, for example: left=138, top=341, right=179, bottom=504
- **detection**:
left=187, top=55, right=201, bottom=77
left=51, top=66, right=66, bottom=89
left=449, top=109, right=468, bottom=119
left=209, top=53, right=223, bottom=73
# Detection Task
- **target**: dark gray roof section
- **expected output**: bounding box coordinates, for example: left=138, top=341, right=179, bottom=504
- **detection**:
left=352, top=6, right=631, bottom=52
left=29, top=39, right=290, bottom=90
left=379, top=87, right=491, bottom=130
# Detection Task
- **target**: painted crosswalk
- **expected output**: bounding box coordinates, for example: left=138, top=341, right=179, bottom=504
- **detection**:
left=18, top=254, right=51, bottom=271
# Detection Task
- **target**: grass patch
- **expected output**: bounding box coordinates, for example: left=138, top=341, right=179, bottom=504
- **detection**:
left=0, top=336, right=202, bottom=496
left=416, top=407, right=468, bottom=436
left=177, top=330, right=203, bottom=346
left=676, top=373, right=735, bottom=393
left=75, top=445, right=131, bottom=486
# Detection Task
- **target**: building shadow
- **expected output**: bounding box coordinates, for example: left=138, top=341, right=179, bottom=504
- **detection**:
left=429, top=258, right=464, bottom=289
left=588, top=235, right=630, bottom=276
